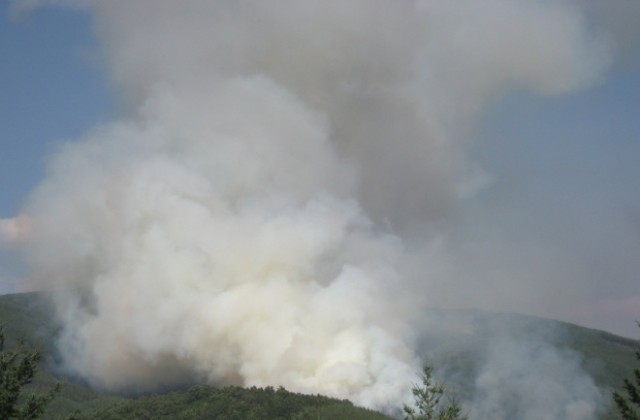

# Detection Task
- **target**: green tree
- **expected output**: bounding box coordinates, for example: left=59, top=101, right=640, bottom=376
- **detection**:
left=403, top=362, right=466, bottom=420
left=613, top=323, right=640, bottom=420
left=0, top=326, right=60, bottom=419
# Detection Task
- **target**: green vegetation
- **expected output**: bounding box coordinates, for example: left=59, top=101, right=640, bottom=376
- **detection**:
left=0, top=327, right=60, bottom=419
left=0, top=293, right=126, bottom=419
left=78, top=384, right=392, bottom=420
left=613, top=323, right=640, bottom=420
left=403, top=362, right=465, bottom=420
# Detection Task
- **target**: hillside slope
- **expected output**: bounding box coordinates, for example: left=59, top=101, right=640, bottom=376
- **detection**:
left=0, top=292, right=393, bottom=419
left=0, top=292, right=637, bottom=419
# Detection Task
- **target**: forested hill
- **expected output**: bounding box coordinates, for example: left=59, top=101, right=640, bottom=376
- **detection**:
left=0, top=292, right=637, bottom=419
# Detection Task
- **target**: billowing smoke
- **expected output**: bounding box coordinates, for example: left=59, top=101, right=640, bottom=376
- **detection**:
left=16, top=0, right=614, bottom=414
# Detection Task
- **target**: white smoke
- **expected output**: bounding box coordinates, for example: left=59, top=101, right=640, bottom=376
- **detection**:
left=470, top=336, right=604, bottom=420
left=25, top=76, right=416, bottom=407
left=16, top=0, right=615, bottom=414
left=418, top=312, right=607, bottom=419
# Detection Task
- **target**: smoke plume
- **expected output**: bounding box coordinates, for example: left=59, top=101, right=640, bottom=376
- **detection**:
left=18, top=0, right=615, bottom=414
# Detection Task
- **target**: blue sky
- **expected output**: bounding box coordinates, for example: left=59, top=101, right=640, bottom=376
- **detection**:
left=0, top=4, right=115, bottom=216
left=1, top=2, right=639, bottom=338
left=473, top=75, right=640, bottom=335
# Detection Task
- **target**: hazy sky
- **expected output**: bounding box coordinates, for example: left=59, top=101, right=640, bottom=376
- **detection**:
left=0, top=1, right=639, bottom=340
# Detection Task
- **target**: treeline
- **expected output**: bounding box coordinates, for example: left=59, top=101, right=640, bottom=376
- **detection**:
left=75, top=384, right=393, bottom=420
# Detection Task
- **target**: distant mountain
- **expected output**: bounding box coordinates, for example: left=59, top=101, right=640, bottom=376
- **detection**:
left=1, top=292, right=637, bottom=419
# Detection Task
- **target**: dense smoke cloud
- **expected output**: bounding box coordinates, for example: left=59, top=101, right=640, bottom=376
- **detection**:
left=16, top=0, right=616, bottom=415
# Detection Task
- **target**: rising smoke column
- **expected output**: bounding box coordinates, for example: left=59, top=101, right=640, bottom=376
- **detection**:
left=26, top=77, right=418, bottom=407
left=20, top=0, right=612, bottom=413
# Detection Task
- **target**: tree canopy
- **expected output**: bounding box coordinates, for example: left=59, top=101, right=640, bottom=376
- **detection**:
left=613, top=323, right=640, bottom=420
left=403, top=362, right=466, bottom=420
left=0, top=326, right=60, bottom=419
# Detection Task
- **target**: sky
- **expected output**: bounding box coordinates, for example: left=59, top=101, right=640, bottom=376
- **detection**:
left=0, top=3, right=115, bottom=215
left=1, top=4, right=114, bottom=294
left=468, top=55, right=640, bottom=337
left=0, top=0, right=638, bottom=343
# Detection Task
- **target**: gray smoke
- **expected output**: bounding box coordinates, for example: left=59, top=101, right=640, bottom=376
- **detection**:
left=14, top=0, right=617, bottom=415
left=418, top=311, right=606, bottom=419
